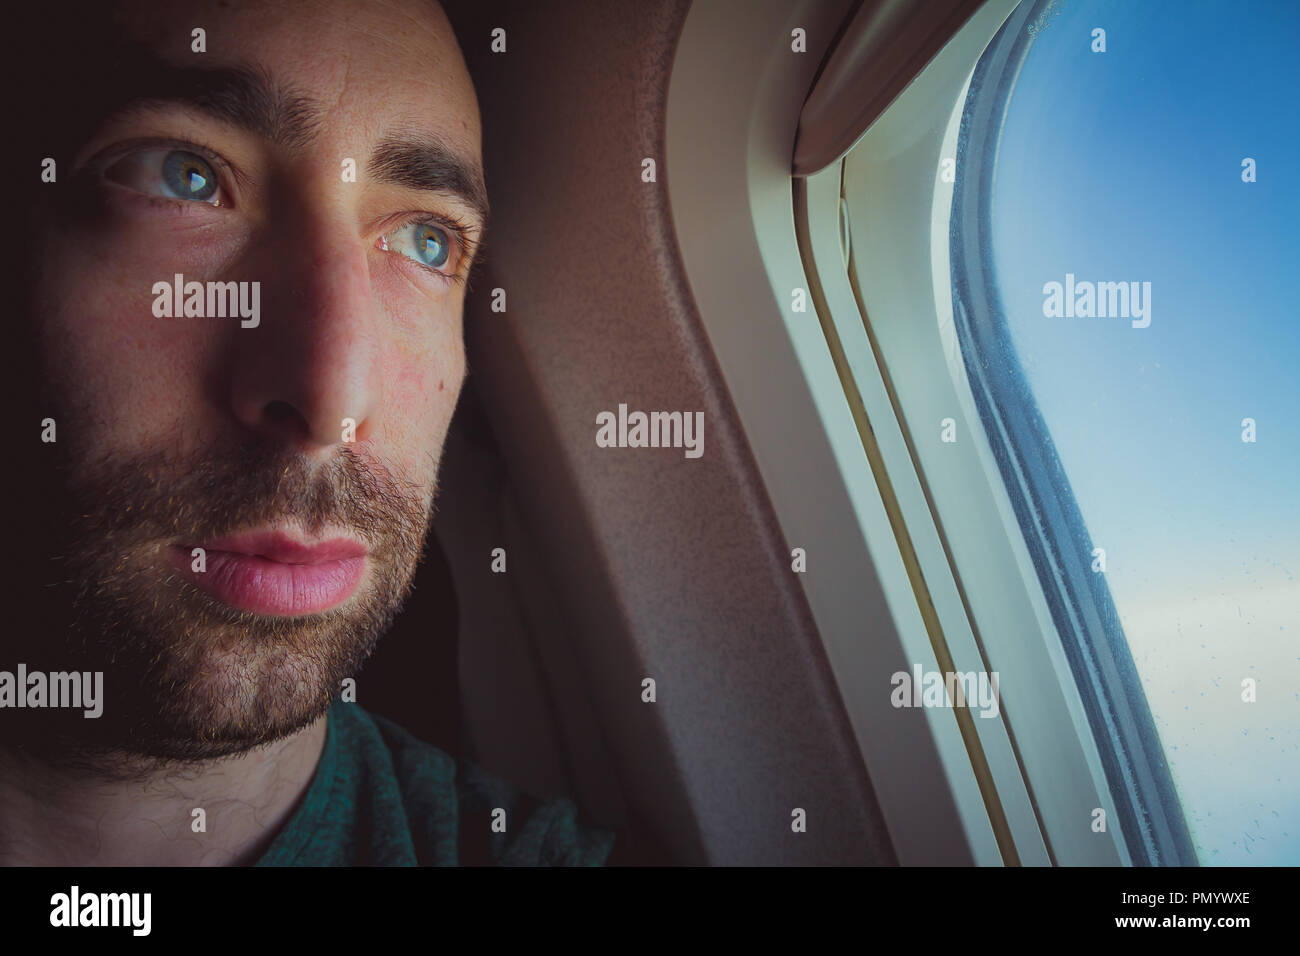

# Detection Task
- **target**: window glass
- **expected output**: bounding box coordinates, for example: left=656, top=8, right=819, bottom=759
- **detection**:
left=978, top=0, right=1299, bottom=864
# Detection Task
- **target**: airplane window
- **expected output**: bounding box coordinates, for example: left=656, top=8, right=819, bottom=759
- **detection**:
left=951, top=0, right=1299, bottom=864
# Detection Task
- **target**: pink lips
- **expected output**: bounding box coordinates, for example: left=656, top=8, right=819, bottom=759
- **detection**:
left=171, top=531, right=367, bottom=616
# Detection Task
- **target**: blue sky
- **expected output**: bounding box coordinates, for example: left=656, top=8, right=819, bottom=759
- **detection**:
left=986, top=0, right=1299, bottom=864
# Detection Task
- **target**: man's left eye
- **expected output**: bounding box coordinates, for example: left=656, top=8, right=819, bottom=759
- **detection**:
left=380, top=220, right=453, bottom=271
left=102, top=148, right=225, bottom=205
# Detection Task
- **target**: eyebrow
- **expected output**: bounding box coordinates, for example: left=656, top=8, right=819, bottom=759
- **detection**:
left=111, top=63, right=325, bottom=151
left=86, top=60, right=489, bottom=230
left=368, top=133, right=491, bottom=231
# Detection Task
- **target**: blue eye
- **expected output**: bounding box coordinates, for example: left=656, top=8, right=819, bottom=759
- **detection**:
left=382, top=220, right=453, bottom=271
left=161, top=150, right=218, bottom=201
left=413, top=223, right=450, bottom=268
left=102, top=147, right=224, bottom=206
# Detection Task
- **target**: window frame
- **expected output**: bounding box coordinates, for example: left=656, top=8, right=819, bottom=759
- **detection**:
left=668, top=0, right=1003, bottom=865
left=826, top=0, right=1195, bottom=865
left=668, top=0, right=1194, bottom=865
left=945, top=0, right=1198, bottom=866
left=803, top=0, right=1105, bottom=866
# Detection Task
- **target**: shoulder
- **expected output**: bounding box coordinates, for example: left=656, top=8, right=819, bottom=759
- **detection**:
left=341, top=703, right=616, bottom=867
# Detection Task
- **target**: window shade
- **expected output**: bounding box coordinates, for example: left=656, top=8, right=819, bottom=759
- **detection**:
left=792, top=0, right=985, bottom=176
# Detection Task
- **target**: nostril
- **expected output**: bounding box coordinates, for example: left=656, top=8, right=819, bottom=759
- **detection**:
left=259, top=400, right=311, bottom=440
left=265, top=400, right=297, bottom=424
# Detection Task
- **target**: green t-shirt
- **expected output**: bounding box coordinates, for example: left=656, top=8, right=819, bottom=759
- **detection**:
left=255, top=699, right=615, bottom=866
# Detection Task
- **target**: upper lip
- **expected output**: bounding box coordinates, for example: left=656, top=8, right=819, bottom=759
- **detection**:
left=187, top=531, right=368, bottom=565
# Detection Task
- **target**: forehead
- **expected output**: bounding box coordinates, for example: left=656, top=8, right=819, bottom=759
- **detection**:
left=106, top=0, right=481, bottom=153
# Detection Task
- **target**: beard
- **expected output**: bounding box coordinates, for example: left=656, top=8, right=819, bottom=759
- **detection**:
left=5, top=433, right=434, bottom=769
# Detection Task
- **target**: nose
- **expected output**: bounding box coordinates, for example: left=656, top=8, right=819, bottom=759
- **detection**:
left=226, top=207, right=383, bottom=452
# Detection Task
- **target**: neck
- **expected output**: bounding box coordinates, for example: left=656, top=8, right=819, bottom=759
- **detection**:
left=0, top=715, right=327, bottom=866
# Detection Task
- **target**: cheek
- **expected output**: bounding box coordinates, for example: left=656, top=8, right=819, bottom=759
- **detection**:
left=32, top=225, right=225, bottom=459
left=379, top=330, right=465, bottom=483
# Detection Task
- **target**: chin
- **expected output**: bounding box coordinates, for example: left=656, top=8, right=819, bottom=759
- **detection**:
left=49, top=572, right=403, bottom=764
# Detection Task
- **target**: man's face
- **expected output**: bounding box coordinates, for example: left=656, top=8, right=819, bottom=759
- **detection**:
left=14, top=0, right=485, bottom=760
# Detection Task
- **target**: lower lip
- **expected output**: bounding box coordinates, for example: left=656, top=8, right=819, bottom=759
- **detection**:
left=170, top=547, right=366, bottom=615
